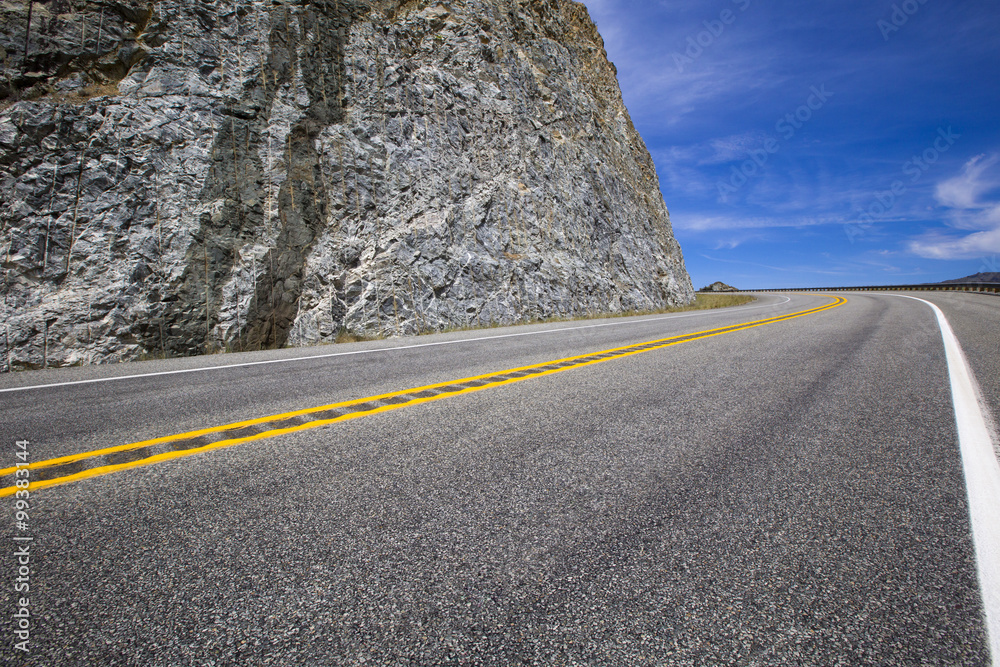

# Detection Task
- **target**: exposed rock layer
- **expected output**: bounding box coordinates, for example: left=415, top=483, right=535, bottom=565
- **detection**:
left=0, top=0, right=693, bottom=369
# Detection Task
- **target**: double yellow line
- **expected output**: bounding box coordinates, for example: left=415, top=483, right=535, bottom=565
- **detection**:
left=0, top=295, right=845, bottom=497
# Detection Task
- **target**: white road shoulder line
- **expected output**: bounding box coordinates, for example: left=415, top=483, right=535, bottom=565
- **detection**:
left=898, top=294, right=1000, bottom=663
left=0, top=296, right=790, bottom=394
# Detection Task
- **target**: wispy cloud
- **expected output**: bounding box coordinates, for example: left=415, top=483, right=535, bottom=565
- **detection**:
left=700, top=254, right=791, bottom=272
left=674, top=213, right=841, bottom=232
left=581, top=0, right=1000, bottom=285
left=935, top=154, right=999, bottom=209
left=908, top=228, right=1000, bottom=260
left=582, top=0, right=784, bottom=127
left=672, top=131, right=775, bottom=165
left=909, top=154, right=1000, bottom=259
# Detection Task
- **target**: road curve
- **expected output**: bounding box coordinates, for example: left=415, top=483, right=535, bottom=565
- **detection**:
left=1, top=292, right=996, bottom=665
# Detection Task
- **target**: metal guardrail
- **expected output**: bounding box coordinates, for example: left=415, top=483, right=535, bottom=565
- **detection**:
left=740, top=283, right=1000, bottom=295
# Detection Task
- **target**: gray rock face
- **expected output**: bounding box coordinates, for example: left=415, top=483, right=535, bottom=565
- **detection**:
left=0, top=0, right=693, bottom=370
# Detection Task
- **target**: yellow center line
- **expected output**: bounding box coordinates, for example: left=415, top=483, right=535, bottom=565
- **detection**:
left=0, top=295, right=845, bottom=497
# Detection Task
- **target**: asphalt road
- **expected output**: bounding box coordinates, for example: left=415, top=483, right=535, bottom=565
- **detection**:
left=1, top=292, right=996, bottom=665
left=913, top=292, right=1000, bottom=442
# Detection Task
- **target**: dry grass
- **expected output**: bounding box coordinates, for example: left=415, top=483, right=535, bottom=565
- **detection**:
left=1, top=82, right=120, bottom=111
left=675, top=292, right=756, bottom=310
left=335, top=328, right=383, bottom=344
left=420, top=292, right=756, bottom=336
left=29, top=294, right=756, bottom=367
left=532, top=292, right=757, bottom=322
left=51, top=82, right=120, bottom=104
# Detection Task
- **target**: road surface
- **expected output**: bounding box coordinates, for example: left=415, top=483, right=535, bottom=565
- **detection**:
left=1, top=292, right=997, bottom=665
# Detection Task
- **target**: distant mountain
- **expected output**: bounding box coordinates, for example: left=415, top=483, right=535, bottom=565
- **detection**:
left=940, top=272, right=1000, bottom=284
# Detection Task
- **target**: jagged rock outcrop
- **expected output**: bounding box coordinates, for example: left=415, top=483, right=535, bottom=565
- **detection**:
left=0, top=0, right=693, bottom=370
left=699, top=281, right=738, bottom=293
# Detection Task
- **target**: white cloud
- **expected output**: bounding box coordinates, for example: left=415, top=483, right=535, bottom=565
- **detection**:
left=579, top=0, right=784, bottom=128
left=909, top=154, right=1000, bottom=259
left=699, top=254, right=790, bottom=272
left=699, top=131, right=774, bottom=165
left=908, top=227, right=1000, bottom=259
left=673, top=213, right=840, bottom=231
left=935, top=154, right=999, bottom=209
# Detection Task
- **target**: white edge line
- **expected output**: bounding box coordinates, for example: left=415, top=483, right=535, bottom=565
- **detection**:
left=895, top=294, right=1000, bottom=663
left=0, top=296, right=791, bottom=394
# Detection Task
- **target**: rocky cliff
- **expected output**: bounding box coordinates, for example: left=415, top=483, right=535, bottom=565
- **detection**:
left=0, top=0, right=693, bottom=370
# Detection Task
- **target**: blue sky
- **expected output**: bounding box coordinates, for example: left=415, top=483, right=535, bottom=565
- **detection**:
left=580, top=0, right=1000, bottom=289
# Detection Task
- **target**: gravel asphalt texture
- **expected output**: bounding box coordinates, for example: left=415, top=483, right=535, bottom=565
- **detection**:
left=914, top=292, right=1000, bottom=457
left=0, top=292, right=995, bottom=665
